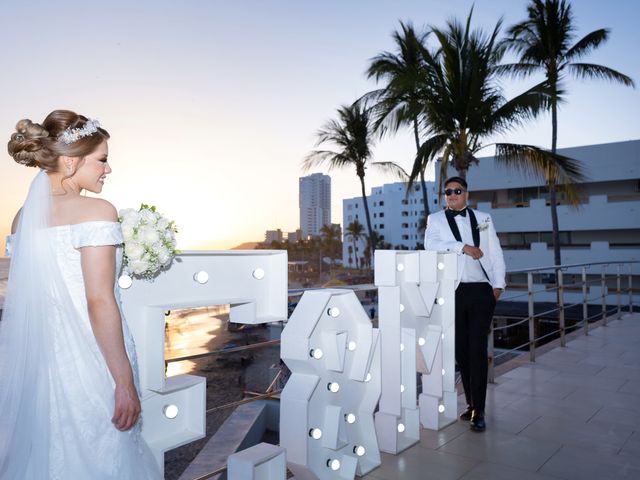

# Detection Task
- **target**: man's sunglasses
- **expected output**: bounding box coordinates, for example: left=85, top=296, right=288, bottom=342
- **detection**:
left=444, top=188, right=466, bottom=196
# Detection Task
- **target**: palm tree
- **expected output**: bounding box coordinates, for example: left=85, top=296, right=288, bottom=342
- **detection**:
left=503, top=0, right=635, bottom=266
left=304, top=102, right=406, bottom=257
left=406, top=9, right=584, bottom=216
left=320, top=224, right=342, bottom=271
left=345, top=220, right=366, bottom=269
left=374, top=233, right=393, bottom=250
left=303, top=236, right=322, bottom=277
left=365, top=21, right=432, bottom=222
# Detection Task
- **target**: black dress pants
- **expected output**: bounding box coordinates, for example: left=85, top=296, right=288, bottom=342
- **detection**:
left=455, top=282, right=496, bottom=413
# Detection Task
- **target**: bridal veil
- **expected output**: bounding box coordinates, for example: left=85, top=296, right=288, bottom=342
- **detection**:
left=0, top=170, right=68, bottom=478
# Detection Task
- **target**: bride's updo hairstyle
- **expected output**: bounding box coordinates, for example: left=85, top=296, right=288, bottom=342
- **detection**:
left=7, top=110, right=110, bottom=171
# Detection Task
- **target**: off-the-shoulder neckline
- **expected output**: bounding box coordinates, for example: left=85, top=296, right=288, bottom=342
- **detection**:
left=7, top=220, right=120, bottom=238
left=50, top=220, right=120, bottom=229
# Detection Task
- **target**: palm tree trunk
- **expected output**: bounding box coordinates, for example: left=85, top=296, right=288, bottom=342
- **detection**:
left=549, top=95, right=563, bottom=317
left=550, top=98, right=561, bottom=267
left=352, top=239, right=359, bottom=270
left=413, top=118, right=430, bottom=221
left=359, top=175, right=376, bottom=259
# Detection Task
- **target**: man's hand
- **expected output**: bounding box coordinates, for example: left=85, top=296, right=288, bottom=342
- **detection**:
left=493, top=288, right=503, bottom=301
left=462, top=245, right=483, bottom=259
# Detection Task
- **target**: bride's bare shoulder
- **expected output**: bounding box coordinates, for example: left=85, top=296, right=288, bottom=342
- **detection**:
left=52, top=196, right=118, bottom=225
left=74, top=197, right=118, bottom=222
left=15, top=197, right=118, bottom=231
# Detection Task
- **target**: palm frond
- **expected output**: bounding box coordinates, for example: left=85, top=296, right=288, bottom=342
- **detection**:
left=302, top=150, right=353, bottom=172
left=368, top=94, right=414, bottom=138
left=345, top=219, right=366, bottom=241
left=356, top=89, right=386, bottom=107
left=505, top=0, right=576, bottom=65
left=567, top=63, right=635, bottom=87
left=371, top=161, right=409, bottom=180
left=494, top=143, right=585, bottom=207
left=492, top=80, right=554, bottom=131
left=409, top=134, right=448, bottom=188
left=564, top=28, right=609, bottom=62
left=363, top=21, right=431, bottom=141
left=494, top=62, right=540, bottom=78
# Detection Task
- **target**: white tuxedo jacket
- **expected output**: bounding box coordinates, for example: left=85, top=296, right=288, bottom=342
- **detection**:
left=424, top=209, right=506, bottom=289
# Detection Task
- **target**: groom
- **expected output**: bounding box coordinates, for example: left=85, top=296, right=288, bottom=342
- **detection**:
left=424, top=176, right=506, bottom=432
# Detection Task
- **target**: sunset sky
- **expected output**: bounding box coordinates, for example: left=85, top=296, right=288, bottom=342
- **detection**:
left=1, top=0, right=638, bottom=253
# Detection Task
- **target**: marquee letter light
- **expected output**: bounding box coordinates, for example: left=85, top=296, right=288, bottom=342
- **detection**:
left=118, top=250, right=287, bottom=473
left=373, top=250, right=457, bottom=454
left=280, top=289, right=381, bottom=479
left=227, top=443, right=287, bottom=480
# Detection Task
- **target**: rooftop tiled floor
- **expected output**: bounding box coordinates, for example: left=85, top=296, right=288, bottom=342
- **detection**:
left=362, top=313, right=640, bottom=480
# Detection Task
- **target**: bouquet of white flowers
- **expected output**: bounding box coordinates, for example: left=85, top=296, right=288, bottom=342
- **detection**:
left=118, top=204, right=179, bottom=279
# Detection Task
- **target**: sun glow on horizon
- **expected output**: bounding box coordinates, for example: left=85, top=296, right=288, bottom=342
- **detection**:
left=0, top=0, right=638, bottom=258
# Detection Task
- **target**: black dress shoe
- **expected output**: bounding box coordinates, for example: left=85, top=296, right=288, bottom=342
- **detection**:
left=470, top=411, right=486, bottom=432
left=459, top=406, right=473, bottom=421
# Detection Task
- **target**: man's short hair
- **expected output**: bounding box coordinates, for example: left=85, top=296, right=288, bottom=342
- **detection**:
left=444, top=176, right=468, bottom=189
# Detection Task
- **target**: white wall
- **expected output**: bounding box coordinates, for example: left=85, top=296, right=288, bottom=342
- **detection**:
left=463, top=140, right=640, bottom=191
left=479, top=196, right=640, bottom=233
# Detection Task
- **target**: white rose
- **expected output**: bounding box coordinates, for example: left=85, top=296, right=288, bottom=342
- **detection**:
left=139, top=209, right=157, bottom=225
left=121, top=224, right=134, bottom=240
left=156, top=217, right=169, bottom=231
left=125, top=242, right=144, bottom=260
left=139, top=226, right=160, bottom=244
left=119, top=208, right=136, bottom=220
left=130, top=258, right=149, bottom=275
left=121, top=209, right=140, bottom=226
left=157, top=246, right=171, bottom=265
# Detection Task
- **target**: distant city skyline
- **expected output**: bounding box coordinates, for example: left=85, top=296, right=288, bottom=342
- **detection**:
left=1, top=0, right=638, bottom=253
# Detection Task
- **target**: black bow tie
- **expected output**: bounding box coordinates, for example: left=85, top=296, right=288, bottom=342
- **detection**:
left=449, top=208, right=467, bottom=217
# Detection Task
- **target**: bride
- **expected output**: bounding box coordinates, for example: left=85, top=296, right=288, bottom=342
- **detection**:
left=0, top=110, right=161, bottom=479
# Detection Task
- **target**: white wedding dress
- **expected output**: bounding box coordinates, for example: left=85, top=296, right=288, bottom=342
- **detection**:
left=1, top=176, right=161, bottom=479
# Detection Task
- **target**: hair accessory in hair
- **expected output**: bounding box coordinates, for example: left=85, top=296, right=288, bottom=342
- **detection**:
left=58, top=119, right=101, bottom=145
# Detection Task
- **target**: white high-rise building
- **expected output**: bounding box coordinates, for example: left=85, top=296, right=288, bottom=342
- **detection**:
left=299, top=173, right=331, bottom=239
left=342, top=181, right=436, bottom=268
left=342, top=140, right=639, bottom=297
left=440, top=139, right=640, bottom=273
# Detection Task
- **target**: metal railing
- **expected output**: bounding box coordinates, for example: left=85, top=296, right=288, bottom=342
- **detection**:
left=487, top=260, right=638, bottom=382
left=166, top=259, right=637, bottom=479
